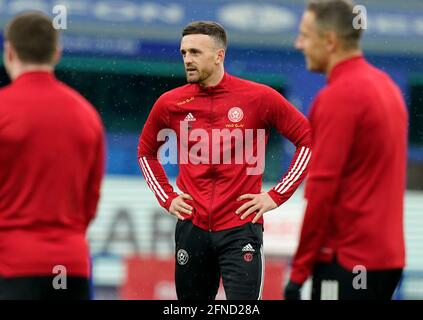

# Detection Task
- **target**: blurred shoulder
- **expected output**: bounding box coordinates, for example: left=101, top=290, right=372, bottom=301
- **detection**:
left=56, top=80, right=103, bottom=128
left=157, top=83, right=198, bottom=104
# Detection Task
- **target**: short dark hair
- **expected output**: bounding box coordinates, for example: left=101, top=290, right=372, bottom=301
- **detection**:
left=4, top=11, right=59, bottom=64
left=182, top=21, right=227, bottom=49
left=307, top=0, right=363, bottom=49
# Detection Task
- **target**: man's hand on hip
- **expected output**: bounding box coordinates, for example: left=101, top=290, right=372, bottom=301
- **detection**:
left=236, top=192, right=277, bottom=223
left=169, top=194, right=193, bottom=220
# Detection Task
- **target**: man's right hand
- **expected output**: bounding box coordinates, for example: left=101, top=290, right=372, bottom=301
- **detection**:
left=168, top=193, right=193, bottom=220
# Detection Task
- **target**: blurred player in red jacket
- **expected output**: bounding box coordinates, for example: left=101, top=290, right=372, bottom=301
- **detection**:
left=284, top=0, right=407, bottom=300
left=0, top=12, right=105, bottom=299
left=138, top=21, right=312, bottom=299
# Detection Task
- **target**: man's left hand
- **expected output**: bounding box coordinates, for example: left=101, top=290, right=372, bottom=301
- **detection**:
left=284, top=280, right=302, bottom=300
left=236, top=192, right=277, bottom=223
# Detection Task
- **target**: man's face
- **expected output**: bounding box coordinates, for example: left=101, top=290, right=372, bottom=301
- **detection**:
left=180, top=34, right=220, bottom=84
left=295, top=11, right=329, bottom=73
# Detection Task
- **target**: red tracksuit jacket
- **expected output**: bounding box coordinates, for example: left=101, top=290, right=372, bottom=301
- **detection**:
left=290, top=56, right=407, bottom=284
left=138, top=73, right=311, bottom=231
left=0, top=71, right=105, bottom=277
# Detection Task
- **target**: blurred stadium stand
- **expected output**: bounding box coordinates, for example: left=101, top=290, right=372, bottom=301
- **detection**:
left=0, top=0, right=422, bottom=299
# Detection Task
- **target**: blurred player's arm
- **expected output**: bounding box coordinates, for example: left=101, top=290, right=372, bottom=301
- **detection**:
left=266, top=88, right=312, bottom=206
left=138, top=96, right=179, bottom=211
left=289, top=91, right=356, bottom=285
left=85, top=122, right=106, bottom=225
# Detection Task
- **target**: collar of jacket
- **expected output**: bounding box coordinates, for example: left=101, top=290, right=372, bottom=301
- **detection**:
left=195, top=72, right=231, bottom=94
left=328, top=55, right=366, bottom=84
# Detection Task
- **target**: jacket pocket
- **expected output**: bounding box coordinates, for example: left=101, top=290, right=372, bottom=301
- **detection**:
left=175, top=219, right=184, bottom=243
left=247, top=222, right=264, bottom=243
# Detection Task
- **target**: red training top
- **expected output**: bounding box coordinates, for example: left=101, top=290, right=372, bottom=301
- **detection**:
left=290, top=56, right=407, bottom=284
left=138, top=73, right=312, bottom=231
left=0, top=71, right=105, bottom=277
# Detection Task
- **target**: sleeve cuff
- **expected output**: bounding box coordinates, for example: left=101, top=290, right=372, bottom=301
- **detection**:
left=162, top=193, right=178, bottom=211
left=267, top=189, right=288, bottom=207
left=289, top=268, right=310, bottom=285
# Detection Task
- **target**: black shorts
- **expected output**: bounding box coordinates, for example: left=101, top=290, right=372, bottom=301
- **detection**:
left=0, top=276, right=91, bottom=300
left=174, top=220, right=264, bottom=300
left=311, top=258, right=403, bottom=300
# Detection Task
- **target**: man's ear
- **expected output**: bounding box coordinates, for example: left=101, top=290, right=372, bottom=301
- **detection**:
left=52, top=45, right=62, bottom=66
left=4, top=41, right=15, bottom=63
left=325, top=31, right=338, bottom=54
left=216, top=48, right=225, bottom=64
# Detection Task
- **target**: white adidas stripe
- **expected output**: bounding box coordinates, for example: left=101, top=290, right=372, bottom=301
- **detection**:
left=274, top=146, right=306, bottom=191
left=139, top=158, right=166, bottom=203
left=275, top=147, right=309, bottom=193
left=141, top=157, right=169, bottom=201
left=258, top=245, right=265, bottom=300
left=276, top=147, right=310, bottom=193
left=279, top=147, right=310, bottom=192
left=278, top=150, right=311, bottom=194
left=139, top=158, right=166, bottom=202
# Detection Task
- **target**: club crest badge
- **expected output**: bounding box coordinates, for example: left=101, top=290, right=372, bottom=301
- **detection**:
left=228, top=107, right=244, bottom=123
left=243, top=252, right=253, bottom=262
left=177, top=249, right=189, bottom=265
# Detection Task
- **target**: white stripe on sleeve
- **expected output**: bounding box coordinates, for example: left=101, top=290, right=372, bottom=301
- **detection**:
left=275, top=147, right=310, bottom=194
left=139, top=158, right=166, bottom=203
left=278, top=150, right=311, bottom=194
left=274, top=146, right=306, bottom=192
left=141, top=157, right=169, bottom=201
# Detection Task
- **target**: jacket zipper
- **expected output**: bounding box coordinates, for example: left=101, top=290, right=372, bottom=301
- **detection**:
left=209, top=92, right=216, bottom=232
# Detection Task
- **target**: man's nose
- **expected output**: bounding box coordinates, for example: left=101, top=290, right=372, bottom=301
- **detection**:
left=294, top=37, right=303, bottom=50
left=184, top=54, right=193, bottom=64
